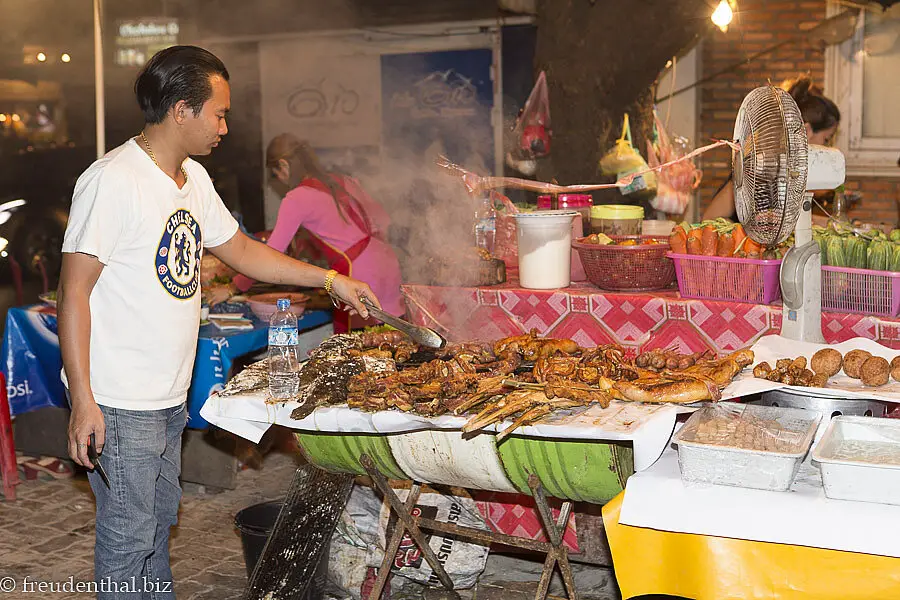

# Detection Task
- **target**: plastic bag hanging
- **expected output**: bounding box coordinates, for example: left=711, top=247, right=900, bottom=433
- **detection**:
left=506, top=71, right=552, bottom=175
left=599, top=114, right=657, bottom=200
left=646, top=110, right=702, bottom=216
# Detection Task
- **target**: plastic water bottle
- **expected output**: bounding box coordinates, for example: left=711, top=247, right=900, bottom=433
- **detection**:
left=268, top=298, right=300, bottom=399
left=474, top=195, right=496, bottom=253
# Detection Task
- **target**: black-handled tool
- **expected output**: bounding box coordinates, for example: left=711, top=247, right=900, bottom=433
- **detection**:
left=88, top=433, right=110, bottom=489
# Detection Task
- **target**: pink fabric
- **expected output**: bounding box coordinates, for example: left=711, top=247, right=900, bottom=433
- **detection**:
left=234, top=178, right=405, bottom=317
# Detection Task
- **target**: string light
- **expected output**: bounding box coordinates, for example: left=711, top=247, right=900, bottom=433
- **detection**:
left=36, top=52, right=46, bottom=62
left=11, top=114, right=21, bottom=122
left=712, top=0, right=735, bottom=32
left=61, top=53, right=71, bottom=63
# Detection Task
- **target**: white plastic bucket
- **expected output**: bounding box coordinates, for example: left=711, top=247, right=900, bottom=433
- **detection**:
left=513, top=210, right=577, bottom=289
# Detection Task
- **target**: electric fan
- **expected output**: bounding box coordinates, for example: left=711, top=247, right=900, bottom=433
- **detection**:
left=732, top=86, right=846, bottom=343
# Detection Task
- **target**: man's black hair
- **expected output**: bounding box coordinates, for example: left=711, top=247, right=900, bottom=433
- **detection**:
left=134, top=45, right=230, bottom=124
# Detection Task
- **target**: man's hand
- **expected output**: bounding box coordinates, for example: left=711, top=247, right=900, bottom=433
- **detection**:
left=330, top=274, right=380, bottom=320
left=68, top=399, right=105, bottom=469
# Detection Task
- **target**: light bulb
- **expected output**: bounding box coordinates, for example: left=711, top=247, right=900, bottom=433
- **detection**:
left=61, top=53, right=71, bottom=63
left=36, top=52, right=46, bottom=62
left=712, top=0, right=734, bottom=32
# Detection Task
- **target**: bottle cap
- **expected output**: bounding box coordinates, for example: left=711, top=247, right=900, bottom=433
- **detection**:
left=277, top=298, right=290, bottom=311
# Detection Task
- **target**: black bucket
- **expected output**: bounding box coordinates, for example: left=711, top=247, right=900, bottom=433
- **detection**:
left=235, top=500, right=283, bottom=578
left=234, top=500, right=330, bottom=599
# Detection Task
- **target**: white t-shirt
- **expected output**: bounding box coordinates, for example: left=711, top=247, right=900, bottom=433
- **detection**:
left=61, top=138, right=239, bottom=410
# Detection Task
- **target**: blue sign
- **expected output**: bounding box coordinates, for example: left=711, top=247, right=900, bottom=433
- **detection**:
left=381, top=49, right=495, bottom=171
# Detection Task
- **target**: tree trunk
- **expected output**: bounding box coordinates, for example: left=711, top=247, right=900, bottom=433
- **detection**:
left=535, top=0, right=712, bottom=204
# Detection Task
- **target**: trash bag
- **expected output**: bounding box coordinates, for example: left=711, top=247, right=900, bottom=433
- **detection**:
left=327, top=484, right=490, bottom=598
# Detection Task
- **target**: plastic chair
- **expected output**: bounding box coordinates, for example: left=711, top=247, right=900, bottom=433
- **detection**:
left=0, top=373, right=20, bottom=500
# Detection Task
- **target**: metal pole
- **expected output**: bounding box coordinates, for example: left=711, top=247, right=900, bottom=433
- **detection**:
left=94, top=0, right=105, bottom=159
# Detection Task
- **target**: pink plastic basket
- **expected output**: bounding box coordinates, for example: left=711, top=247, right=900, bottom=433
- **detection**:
left=821, top=266, right=900, bottom=317
left=668, top=253, right=783, bottom=304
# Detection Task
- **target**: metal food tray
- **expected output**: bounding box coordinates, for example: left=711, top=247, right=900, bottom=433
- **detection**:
left=673, top=403, right=820, bottom=492
left=812, top=416, right=900, bottom=506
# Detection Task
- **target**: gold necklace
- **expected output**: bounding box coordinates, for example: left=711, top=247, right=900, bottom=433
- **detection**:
left=140, top=131, right=188, bottom=184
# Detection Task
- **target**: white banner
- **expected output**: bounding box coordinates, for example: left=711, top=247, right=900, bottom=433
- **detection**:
left=259, top=40, right=382, bottom=149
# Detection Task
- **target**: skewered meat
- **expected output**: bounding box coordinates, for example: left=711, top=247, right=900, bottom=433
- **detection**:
left=359, top=329, right=409, bottom=349
left=613, top=373, right=721, bottom=404
left=635, top=348, right=710, bottom=372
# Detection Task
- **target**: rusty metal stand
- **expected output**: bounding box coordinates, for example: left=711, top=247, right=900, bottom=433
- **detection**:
left=359, top=453, right=578, bottom=600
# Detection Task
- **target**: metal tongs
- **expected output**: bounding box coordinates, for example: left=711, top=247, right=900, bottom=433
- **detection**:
left=360, top=298, right=447, bottom=349
left=88, top=433, right=111, bottom=489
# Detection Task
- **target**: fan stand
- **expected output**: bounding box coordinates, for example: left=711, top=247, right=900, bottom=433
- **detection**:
left=779, top=191, right=826, bottom=343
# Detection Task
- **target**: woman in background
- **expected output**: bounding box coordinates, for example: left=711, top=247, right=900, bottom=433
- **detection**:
left=233, top=134, right=404, bottom=332
left=702, top=76, right=841, bottom=221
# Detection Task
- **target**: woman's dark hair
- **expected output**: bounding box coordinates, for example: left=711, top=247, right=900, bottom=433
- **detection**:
left=784, top=76, right=841, bottom=133
left=134, top=45, right=230, bottom=124
left=266, top=133, right=348, bottom=222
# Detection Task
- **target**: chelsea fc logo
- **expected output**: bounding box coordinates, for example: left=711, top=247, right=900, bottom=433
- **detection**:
left=156, top=209, right=202, bottom=299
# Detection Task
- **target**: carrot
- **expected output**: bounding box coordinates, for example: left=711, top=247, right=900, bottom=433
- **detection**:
left=700, top=225, right=718, bottom=256
left=716, top=232, right=735, bottom=257
left=744, top=238, right=762, bottom=258
left=732, top=224, right=747, bottom=255
left=669, top=229, right=687, bottom=254
left=686, top=229, right=702, bottom=255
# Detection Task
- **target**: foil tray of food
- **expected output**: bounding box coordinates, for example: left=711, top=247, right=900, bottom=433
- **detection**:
left=673, top=402, right=820, bottom=492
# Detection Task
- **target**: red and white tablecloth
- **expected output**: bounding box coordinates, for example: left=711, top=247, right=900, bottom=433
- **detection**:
left=402, top=280, right=900, bottom=354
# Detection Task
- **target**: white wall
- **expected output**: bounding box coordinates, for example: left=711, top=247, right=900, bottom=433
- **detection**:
left=655, top=44, right=701, bottom=221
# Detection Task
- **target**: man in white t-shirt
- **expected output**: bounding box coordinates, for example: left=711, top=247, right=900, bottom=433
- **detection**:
left=57, top=46, right=380, bottom=599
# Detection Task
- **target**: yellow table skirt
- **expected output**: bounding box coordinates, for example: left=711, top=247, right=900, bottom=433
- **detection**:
left=602, top=491, right=900, bottom=600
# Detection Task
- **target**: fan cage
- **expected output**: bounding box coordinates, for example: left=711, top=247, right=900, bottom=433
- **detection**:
left=733, top=86, right=808, bottom=247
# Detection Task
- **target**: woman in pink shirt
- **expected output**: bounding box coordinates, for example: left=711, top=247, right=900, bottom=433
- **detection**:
left=233, top=134, right=404, bottom=333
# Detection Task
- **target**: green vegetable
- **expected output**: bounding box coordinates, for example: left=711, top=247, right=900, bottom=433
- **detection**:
left=891, top=244, right=900, bottom=273
left=890, top=229, right=900, bottom=243
left=827, top=236, right=846, bottom=269
left=868, top=240, right=890, bottom=272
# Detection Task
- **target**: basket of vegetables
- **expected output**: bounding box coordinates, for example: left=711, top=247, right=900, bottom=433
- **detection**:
left=573, top=234, right=675, bottom=291
left=666, top=219, right=785, bottom=304
left=816, top=224, right=900, bottom=317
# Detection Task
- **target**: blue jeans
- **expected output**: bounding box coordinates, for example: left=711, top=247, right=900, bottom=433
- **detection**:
left=88, top=403, right=187, bottom=599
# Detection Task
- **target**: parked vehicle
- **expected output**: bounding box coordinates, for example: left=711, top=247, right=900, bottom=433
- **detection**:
left=0, top=143, right=94, bottom=289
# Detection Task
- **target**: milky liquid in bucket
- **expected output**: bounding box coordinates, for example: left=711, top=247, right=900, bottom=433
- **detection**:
left=514, top=211, right=577, bottom=289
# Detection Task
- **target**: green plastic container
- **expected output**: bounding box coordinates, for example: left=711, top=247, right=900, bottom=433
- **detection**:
left=295, top=432, right=407, bottom=480
left=497, top=437, right=634, bottom=504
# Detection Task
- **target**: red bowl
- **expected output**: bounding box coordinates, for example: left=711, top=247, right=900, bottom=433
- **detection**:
left=247, top=292, right=310, bottom=321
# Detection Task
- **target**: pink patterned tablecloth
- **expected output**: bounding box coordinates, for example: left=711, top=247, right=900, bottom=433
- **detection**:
left=400, top=279, right=900, bottom=556
left=402, top=280, right=900, bottom=354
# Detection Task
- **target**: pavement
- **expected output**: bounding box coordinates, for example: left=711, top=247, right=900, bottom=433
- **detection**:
left=0, top=446, right=621, bottom=600
left=0, top=449, right=300, bottom=600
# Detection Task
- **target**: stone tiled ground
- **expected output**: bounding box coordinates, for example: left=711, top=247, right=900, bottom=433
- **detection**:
left=0, top=450, right=622, bottom=600
left=0, top=450, right=301, bottom=600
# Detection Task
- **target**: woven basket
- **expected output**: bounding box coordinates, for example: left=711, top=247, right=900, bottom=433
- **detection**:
left=573, top=235, right=675, bottom=292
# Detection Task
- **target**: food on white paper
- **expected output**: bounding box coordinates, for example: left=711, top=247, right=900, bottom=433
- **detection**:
left=860, top=356, right=890, bottom=387
left=811, top=348, right=843, bottom=377
left=843, top=349, right=872, bottom=379
left=752, top=358, right=822, bottom=387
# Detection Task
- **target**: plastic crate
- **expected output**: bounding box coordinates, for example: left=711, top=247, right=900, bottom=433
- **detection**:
left=573, top=236, right=675, bottom=292
left=668, top=253, right=782, bottom=304
left=821, top=266, right=900, bottom=317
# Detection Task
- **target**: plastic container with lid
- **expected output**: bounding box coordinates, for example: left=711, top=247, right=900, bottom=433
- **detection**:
left=537, top=194, right=592, bottom=233
left=591, top=204, right=644, bottom=236
left=512, top=210, right=578, bottom=289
